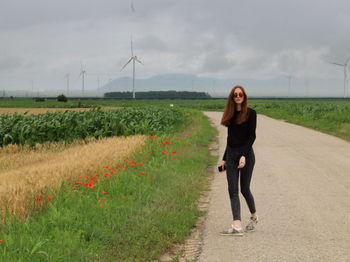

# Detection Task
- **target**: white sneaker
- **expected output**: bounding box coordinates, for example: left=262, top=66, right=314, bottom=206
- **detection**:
left=220, top=227, right=244, bottom=236
left=245, top=216, right=258, bottom=232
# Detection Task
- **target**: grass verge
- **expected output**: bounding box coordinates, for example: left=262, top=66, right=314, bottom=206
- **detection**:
left=0, top=110, right=217, bottom=262
left=250, top=100, right=350, bottom=142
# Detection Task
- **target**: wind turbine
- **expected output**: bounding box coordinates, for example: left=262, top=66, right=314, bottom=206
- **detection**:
left=65, top=73, right=70, bottom=95
left=287, top=75, right=292, bottom=98
left=121, top=37, right=143, bottom=99
left=79, top=64, right=86, bottom=97
left=131, top=1, right=136, bottom=12
left=330, top=56, right=350, bottom=98
left=283, top=75, right=292, bottom=98
left=97, top=76, right=100, bottom=90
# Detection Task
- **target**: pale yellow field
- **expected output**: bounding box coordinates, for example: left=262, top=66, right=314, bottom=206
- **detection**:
left=0, top=135, right=146, bottom=218
left=0, top=107, right=119, bottom=115
left=0, top=108, right=91, bottom=115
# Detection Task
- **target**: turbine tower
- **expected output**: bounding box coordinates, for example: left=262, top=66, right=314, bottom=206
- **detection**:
left=330, top=56, right=350, bottom=98
left=79, top=64, right=86, bottom=97
left=121, top=37, right=143, bottom=99
left=287, top=75, right=292, bottom=98
left=65, top=73, right=70, bottom=95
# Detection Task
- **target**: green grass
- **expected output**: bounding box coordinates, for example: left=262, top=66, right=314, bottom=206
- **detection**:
left=250, top=100, right=350, bottom=141
left=0, top=97, right=226, bottom=110
left=0, top=110, right=218, bottom=262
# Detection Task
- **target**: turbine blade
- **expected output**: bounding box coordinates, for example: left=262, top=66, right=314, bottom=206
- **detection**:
left=131, top=1, right=136, bottom=12
left=345, top=56, right=350, bottom=66
left=131, top=36, right=134, bottom=57
left=330, top=62, right=345, bottom=66
left=121, top=57, right=133, bottom=71
left=135, top=57, right=144, bottom=65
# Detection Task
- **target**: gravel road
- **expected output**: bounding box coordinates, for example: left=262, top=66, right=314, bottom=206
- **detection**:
left=198, top=112, right=350, bottom=262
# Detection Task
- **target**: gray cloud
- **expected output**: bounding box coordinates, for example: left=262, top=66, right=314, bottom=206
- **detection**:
left=0, top=0, right=350, bottom=95
left=0, top=55, right=23, bottom=72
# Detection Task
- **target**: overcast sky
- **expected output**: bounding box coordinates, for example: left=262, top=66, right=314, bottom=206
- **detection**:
left=1, top=0, right=350, bottom=96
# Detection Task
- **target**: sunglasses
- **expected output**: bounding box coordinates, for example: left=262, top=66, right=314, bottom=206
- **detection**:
left=233, top=92, right=244, bottom=98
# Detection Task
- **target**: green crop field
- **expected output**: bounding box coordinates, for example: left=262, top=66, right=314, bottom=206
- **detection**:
left=0, top=108, right=183, bottom=147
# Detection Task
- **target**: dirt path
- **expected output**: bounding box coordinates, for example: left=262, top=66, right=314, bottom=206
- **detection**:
left=198, top=112, right=350, bottom=262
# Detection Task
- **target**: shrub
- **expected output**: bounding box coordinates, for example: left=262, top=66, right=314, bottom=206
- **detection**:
left=57, top=94, right=68, bottom=102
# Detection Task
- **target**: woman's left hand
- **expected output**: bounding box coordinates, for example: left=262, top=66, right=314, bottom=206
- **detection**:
left=238, top=156, right=246, bottom=168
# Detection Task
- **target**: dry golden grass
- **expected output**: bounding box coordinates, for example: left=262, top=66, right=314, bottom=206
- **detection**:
left=0, top=107, right=120, bottom=115
left=0, top=135, right=146, bottom=218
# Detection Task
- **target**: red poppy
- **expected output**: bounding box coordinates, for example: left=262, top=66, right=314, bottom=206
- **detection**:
left=47, top=196, right=53, bottom=201
left=0, top=240, right=4, bottom=243
left=37, top=197, right=43, bottom=203
left=101, top=191, right=107, bottom=194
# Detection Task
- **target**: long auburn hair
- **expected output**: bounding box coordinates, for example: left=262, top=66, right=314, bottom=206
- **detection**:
left=221, top=85, right=249, bottom=126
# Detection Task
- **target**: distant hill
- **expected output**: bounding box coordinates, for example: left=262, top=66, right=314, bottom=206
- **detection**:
left=99, top=73, right=344, bottom=98
left=100, top=74, right=231, bottom=97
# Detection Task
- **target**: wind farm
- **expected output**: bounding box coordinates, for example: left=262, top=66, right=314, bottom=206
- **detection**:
left=120, top=37, right=144, bottom=99
left=329, top=56, right=350, bottom=98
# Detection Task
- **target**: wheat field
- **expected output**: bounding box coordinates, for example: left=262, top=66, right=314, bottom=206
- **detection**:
left=0, top=135, right=146, bottom=218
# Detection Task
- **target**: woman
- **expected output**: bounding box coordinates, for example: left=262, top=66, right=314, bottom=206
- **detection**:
left=218, top=85, right=258, bottom=236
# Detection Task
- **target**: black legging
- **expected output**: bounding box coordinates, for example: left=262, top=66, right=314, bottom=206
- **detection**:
left=226, top=146, right=256, bottom=221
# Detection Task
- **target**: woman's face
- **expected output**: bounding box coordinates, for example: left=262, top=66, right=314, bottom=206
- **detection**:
left=233, top=88, right=244, bottom=105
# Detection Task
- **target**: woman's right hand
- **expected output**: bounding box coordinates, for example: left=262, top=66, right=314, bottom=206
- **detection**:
left=218, top=160, right=226, bottom=167
left=218, top=160, right=226, bottom=172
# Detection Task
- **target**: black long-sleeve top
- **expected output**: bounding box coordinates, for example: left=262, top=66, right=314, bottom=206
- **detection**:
left=222, top=108, right=257, bottom=161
